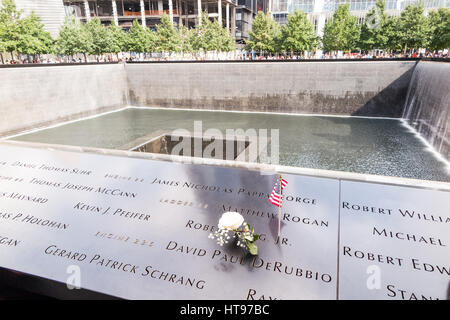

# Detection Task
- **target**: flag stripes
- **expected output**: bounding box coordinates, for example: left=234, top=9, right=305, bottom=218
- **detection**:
left=268, top=179, right=288, bottom=207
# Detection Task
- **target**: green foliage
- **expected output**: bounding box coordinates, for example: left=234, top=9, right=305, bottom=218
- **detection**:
left=207, top=19, right=234, bottom=52
left=188, top=13, right=234, bottom=52
left=322, top=4, right=360, bottom=52
left=397, top=3, right=431, bottom=52
left=243, top=223, right=259, bottom=256
left=84, top=17, right=108, bottom=56
left=247, top=241, right=258, bottom=255
left=0, top=1, right=54, bottom=57
left=178, top=25, right=193, bottom=53
left=246, top=11, right=281, bottom=53
left=144, top=26, right=156, bottom=53
left=428, top=8, right=450, bottom=51
left=16, top=12, right=54, bottom=55
left=107, top=21, right=127, bottom=54
left=56, top=16, right=91, bottom=57
left=0, top=0, right=22, bottom=55
left=187, top=27, right=203, bottom=52
left=359, top=0, right=390, bottom=51
left=126, top=20, right=148, bottom=52
left=384, top=15, right=402, bottom=52
left=219, top=25, right=235, bottom=52
left=125, top=20, right=156, bottom=53
left=200, top=15, right=217, bottom=51
left=155, top=13, right=181, bottom=52
left=125, top=20, right=157, bottom=53
left=187, top=14, right=208, bottom=51
left=11, top=0, right=446, bottom=58
left=280, top=10, right=317, bottom=53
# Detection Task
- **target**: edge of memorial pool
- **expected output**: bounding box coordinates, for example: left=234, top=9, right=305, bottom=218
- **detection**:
left=1, top=140, right=449, bottom=192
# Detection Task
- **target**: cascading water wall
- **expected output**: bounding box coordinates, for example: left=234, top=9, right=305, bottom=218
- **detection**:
left=403, top=61, right=450, bottom=161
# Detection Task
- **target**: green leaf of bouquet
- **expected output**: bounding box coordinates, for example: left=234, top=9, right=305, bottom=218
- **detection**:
left=245, top=235, right=254, bottom=241
left=247, top=242, right=258, bottom=255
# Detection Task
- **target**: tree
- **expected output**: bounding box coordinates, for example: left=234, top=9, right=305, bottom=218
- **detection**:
left=178, top=25, right=193, bottom=53
left=187, top=25, right=203, bottom=52
left=428, top=8, right=450, bottom=52
left=207, top=19, right=234, bottom=52
left=397, top=3, right=431, bottom=53
left=359, top=0, right=390, bottom=52
left=384, top=15, right=402, bottom=52
left=107, top=21, right=126, bottom=57
left=0, top=0, right=22, bottom=60
left=56, top=16, right=91, bottom=61
left=17, top=12, right=54, bottom=57
left=0, top=1, right=53, bottom=61
left=217, top=21, right=234, bottom=52
left=188, top=13, right=234, bottom=53
left=154, top=13, right=181, bottom=53
left=126, top=19, right=148, bottom=53
left=322, top=4, right=360, bottom=52
left=247, top=11, right=280, bottom=54
left=199, top=14, right=215, bottom=51
left=144, top=26, right=156, bottom=53
left=189, top=13, right=215, bottom=51
left=280, top=10, right=317, bottom=54
left=84, top=17, right=108, bottom=59
left=0, top=29, right=4, bottom=60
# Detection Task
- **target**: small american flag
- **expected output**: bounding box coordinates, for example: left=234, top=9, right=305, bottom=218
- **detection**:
left=269, top=178, right=288, bottom=207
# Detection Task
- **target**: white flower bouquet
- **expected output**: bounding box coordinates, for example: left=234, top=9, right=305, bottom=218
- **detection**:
left=209, top=211, right=260, bottom=255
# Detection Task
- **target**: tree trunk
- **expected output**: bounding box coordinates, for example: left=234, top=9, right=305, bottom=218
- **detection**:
left=0, top=53, right=3, bottom=64
left=84, top=53, right=87, bottom=62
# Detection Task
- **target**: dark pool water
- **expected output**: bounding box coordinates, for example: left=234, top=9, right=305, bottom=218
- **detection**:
left=10, top=108, right=449, bottom=182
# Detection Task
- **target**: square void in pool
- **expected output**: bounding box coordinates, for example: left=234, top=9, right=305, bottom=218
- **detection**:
left=9, top=108, right=450, bottom=183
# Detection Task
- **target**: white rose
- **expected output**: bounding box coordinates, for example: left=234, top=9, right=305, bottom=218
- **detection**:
left=218, top=211, right=244, bottom=231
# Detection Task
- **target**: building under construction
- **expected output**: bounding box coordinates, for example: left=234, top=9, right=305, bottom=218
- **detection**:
left=12, top=0, right=269, bottom=44
left=63, top=0, right=237, bottom=35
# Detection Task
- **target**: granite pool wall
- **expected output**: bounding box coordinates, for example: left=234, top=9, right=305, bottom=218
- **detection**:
left=1, top=59, right=448, bottom=162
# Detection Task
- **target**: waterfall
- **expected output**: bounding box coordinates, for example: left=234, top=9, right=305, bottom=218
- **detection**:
left=122, top=63, right=131, bottom=106
left=402, top=61, right=450, bottom=160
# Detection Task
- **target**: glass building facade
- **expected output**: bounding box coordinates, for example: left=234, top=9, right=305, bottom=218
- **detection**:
left=272, top=0, right=449, bottom=13
left=271, top=0, right=450, bottom=35
left=236, top=0, right=267, bottom=41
